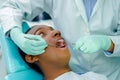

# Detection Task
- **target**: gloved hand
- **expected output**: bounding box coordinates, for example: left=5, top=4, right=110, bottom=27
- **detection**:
left=74, top=35, right=111, bottom=53
left=10, top=27, right=48, bottom=55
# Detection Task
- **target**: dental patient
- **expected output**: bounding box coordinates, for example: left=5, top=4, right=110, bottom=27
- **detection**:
left=19, top=25, right=108, bottom=80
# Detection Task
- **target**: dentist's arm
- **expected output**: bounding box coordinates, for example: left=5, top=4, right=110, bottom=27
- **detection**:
left=0, top=0, right=45, bottom=33
left=108, top=40, right=114, bottom=53
left=0, top=0, right=51, bottom=55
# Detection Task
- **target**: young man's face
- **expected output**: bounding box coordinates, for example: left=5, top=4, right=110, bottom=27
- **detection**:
left=27, top=25, right=70, bottom=66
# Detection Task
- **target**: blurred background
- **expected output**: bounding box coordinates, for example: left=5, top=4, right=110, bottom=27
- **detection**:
left=0, top=1, right=7, bottom=80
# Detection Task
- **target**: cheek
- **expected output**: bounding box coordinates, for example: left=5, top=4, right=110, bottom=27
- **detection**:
left=39, top=49, right=57, bottom=63
left=44, top=37, right=55, bottom=45
left=47, top=47, right=70, bottom=60
left=42, top=44, right=70, bottom=64
left=42, top=49, right=59, bottom=64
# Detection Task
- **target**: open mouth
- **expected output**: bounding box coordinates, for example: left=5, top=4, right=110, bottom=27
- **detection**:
left=56, top=38, right=67, bottom=48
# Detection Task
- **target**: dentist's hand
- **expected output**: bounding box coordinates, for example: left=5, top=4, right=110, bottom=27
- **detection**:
left=74, top=35, right=111, bottom=53
left=10, top=27, right=48, bottom=55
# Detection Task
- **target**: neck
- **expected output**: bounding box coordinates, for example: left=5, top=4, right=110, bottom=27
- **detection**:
left=41, top=64, right=71, bottom=80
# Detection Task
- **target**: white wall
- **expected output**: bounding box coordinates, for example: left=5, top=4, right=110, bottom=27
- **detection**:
left=0, top=42, right=7, bottom=80
left=0, top=47, right=7, bottom=80
left=0, top=1, right=7, bottom=80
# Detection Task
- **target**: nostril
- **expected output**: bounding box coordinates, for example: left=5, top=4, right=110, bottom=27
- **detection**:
left=54, top=33, right=58, bottom=36
left=54, top=32, right=60, bottom=36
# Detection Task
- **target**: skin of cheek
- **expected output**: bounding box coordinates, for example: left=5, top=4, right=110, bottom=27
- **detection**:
left=44, top=36, right=56, bottom=47
left=39, top=45, right=70, bottom=67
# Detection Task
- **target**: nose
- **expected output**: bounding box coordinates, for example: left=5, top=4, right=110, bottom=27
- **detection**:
left=52, top=30, right=61, bottom=37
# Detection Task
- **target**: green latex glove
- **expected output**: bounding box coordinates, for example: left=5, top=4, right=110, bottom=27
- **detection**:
left=10, top=27, right=48, bottom=55
left=74, top=35, right=111, bottom=53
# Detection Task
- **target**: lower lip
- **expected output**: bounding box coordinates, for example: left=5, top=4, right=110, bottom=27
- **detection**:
left=56, top=45, right=67, bottom=49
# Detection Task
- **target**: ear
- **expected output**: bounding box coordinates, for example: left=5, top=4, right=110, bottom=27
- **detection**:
left=25, top=55, right=39, bottom=63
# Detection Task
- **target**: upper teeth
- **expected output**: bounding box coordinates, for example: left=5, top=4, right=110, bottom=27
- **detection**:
left=58, top=39, right=64, bottom=42
left=56, top=39, right=65, bottom=48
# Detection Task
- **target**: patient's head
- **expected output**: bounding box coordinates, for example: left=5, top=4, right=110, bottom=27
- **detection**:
left=20, top=25, right=70, bottom=76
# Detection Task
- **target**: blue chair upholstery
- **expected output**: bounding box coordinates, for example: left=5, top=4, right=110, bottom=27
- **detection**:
left=0, top=22, right=43, bottom=80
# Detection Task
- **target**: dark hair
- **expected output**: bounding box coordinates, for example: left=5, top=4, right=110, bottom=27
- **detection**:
left=19, top=49, right=44, bottom=76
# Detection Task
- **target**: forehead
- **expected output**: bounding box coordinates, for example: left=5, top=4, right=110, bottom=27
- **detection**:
left=27, top=25, right=53, bottom=34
